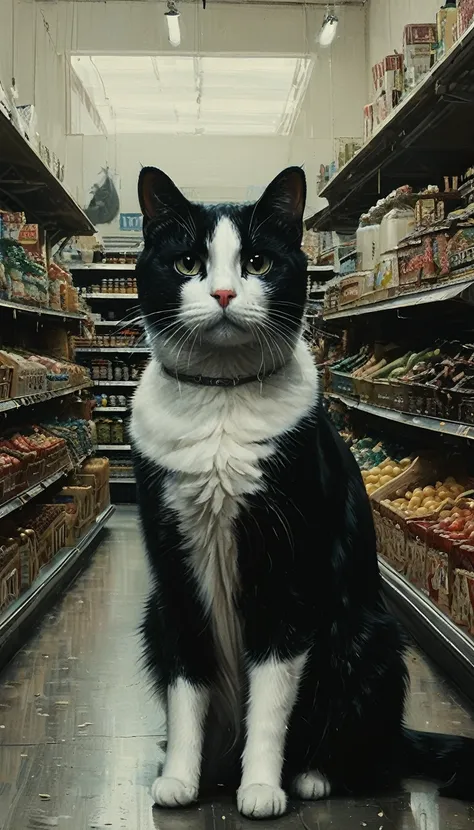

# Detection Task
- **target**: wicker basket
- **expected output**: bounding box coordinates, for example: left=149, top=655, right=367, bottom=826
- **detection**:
left=0, top=536, right=22, bottom=611
left=451, top=568, right=474, bottom=634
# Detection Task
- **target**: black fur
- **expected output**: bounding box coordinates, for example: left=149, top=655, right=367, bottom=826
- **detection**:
left=133, top=166, right=474, bottom=805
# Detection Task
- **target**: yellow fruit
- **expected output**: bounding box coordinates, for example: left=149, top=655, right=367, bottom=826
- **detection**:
left=370, top=466, right=382, bottom=476
left=437, top=488, right=449, bottom=500
left=400, top=458, right=412, bottom=468
left=366, top=484, right=377, bottom=496
left=380, top=475, right=393, bottom=486
left=391, top=466, right=402, bottom=477
left=422, top=500, right=437, bottom=511
left=413, top=487, right=423, bottom=497
left=416, top=507, right=429, bottom=517
left=422, top=486, right=436, bottom=497
left=382, top=465, right=394, bottom=476
left=366, top=475, right=379, bottom=485
left=408, top=497, right=422, bottom=510
left=405, top=491, right=413, bottom=500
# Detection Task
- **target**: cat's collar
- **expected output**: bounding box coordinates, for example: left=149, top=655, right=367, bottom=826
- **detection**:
left=161, top=364, right=281, bottom=388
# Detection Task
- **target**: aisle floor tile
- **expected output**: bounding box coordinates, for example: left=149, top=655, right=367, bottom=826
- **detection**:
left=1, top=507, right=474, bottom=829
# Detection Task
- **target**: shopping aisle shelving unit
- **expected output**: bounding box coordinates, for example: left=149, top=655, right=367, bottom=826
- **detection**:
left=70, top=262, right=146, bottom=499
left=0, top=504, right=115, bottom=673
left=323, top=285, right=474, bottom=700
left=313, top=21, right=474, bottom=700
left=0, top=105, right=115, bottom=661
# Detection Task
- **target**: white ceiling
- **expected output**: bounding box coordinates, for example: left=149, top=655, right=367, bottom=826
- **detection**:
left=71, top=54, right=314, bottom=135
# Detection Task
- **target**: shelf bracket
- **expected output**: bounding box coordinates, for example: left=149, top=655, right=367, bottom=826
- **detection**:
left=436, top=80, right=474, bottom=106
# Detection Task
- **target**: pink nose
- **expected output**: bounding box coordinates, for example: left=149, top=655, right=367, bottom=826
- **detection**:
left=212, top=289, right=236, bottom=308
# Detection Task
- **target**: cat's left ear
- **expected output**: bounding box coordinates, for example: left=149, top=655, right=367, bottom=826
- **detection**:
left=257, top=167, right=306, bottom=225
left=138, top=166, right=190, bottom=230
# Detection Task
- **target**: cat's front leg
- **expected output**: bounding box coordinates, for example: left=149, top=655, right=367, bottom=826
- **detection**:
left=237, top=652, right=308, bottom=819
left=152, top=678, right=210, bottom=808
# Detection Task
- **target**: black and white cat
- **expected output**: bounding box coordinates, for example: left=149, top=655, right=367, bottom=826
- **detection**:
left=131, top=166, right=474, bottom=820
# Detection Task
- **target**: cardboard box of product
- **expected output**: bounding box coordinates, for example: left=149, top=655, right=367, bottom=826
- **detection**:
left=437, top=6, right=458, bottom=56
left=403, top=24, right=437, bottom=91
left=363, top=103, right=374, bottom=142
left=458, top=0, right=474, bottom=38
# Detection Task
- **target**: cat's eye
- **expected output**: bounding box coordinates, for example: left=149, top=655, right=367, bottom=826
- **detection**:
left=245, top=254, right=272, bottom=277
left=175, top=255, right=202, bottom=277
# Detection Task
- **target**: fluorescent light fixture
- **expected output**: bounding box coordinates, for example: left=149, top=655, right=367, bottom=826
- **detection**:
left=319, top=11, right=338, bottom=47
left=70, top=55, right=313, bottom=136
left=165, top=1, right=181, bottom=48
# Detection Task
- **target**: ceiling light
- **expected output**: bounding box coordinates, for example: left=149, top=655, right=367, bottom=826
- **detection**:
left=165, top=0, right=181, bottom=48
left=319, top=10, right=338, bottom=47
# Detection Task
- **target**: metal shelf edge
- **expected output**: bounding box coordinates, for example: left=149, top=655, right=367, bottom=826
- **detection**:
left=327, top=392, right=474, bottom=440
left=0, top=382, right=92, bottom=414
left=380, top=558, right=474, bottom=704
left=96, top=444, right=132, bottom=451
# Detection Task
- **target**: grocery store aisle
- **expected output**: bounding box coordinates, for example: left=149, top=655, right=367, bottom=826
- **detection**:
left=1, top=507, right=474, bottom=830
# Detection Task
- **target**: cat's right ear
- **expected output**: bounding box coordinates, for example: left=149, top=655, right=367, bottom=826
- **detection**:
left=138, top=167, right=188, bottom=228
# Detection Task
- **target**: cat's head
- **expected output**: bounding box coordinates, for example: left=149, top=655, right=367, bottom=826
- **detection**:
left=136, top=166, right=307, bottom=376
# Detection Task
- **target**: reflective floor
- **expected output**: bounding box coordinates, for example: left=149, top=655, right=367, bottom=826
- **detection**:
left=1, top=506, right=474, bottom=829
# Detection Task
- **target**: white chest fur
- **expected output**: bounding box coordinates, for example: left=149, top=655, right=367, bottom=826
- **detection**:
left=131, top=340, right=318, bottom=714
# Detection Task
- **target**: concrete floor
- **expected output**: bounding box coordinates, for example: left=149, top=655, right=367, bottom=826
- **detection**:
left=1, top=506, right=474, bottom=829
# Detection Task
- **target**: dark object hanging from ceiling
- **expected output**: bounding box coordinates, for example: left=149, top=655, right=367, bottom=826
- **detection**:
left=84, top=168, right=120, bottom=226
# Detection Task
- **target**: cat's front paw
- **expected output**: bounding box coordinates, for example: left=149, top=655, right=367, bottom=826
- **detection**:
left=151, top=776, right=198, bottom=808
left=237, top=783, right=287, bottom=819
left=292, top=770, right=331, bottom=800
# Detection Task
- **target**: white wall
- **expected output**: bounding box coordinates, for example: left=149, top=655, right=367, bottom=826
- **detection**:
left=0, top=0, right=69, bottom=174
left=52, top=0, right=367, bottom=233
left=366, top=0, right=442, bottom=96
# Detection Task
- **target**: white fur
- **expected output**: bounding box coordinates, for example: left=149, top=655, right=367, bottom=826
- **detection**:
left=151, top=678, right=209, bottom=807
left=133, top=342, right=317, bottom=735
left=292, top=770, right=331, bottom=800
left=177, top=217, right=269, bottom=349
left=238, top=652, right=308, bottom=818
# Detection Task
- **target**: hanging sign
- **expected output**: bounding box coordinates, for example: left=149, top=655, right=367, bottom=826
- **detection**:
left=119, top=213, right=143, bottom=232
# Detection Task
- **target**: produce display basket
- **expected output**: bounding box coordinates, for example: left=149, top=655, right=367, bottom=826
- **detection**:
left=26, top=458, right=45, bottom=486
left=0, top=366, right=12, bottom=401
left=329, top=370, right=355, bottom=397
left=352, top=377, right=374, bottom=403
left=0, top=536, right=21, bottom=611
left=451, top=568, right=474, bottom=635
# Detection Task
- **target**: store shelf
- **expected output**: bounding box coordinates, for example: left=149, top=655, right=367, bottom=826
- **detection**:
left=311, top=22, right=474, bottom=230
left=94, top=407, right=128, bottom=413
left=70, top=263, right=136, bottom=271
left=96, top=444, right=131, bottom=451
left=0, top=466, right=73, bottom=520
left=380, top=558, right=474, bottom=707
left=93, top=320, right=144, bottom=328
left=84, top=293, right=138, bottom=300
left=110, top=477, right=135, bottom=484
left=0, top=110, right=95, bottom=242
left=0, top=381, right=92, bottom=414
left=75, top=347, right=149, bottom=354
left=328, top=392, right=474, bottom=441
left=0, top=298, right=87, bottom=323
left=0, top=504, right=115, bottom=672
left=323, top=278, right=474, bottom=322
left=92, top=380, right=138, bottom=387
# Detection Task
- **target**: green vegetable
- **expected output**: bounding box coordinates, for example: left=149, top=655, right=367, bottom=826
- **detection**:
left=372, top=352, right=412, bottom=379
